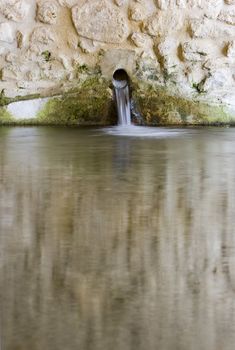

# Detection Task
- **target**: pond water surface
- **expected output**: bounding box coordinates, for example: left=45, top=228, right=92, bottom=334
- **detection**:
left=1, top=126, right=235, bottom=350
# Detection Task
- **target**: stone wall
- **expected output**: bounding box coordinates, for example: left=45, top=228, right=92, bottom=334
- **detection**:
left=1, top=0, right=235, bottom=124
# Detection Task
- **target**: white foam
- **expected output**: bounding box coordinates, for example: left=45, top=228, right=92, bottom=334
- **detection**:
left=104, top=125, right=184, bottom=138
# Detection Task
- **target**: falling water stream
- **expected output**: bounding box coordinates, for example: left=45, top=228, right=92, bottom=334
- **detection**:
left=113, top=69, right=131, bottom=126
left=110, top=69, right=180, bottom=138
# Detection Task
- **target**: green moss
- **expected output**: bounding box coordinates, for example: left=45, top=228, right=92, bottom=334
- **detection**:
left=0, top=90, right=10, bottom=107
left=41, top=50, right=51, bottom=62
left=132, top=81, right=235, bottom=125
left=1, top=71, right=235, bottom=126
left=76, top=64, right=89, bottom=74
left=0, top=107, right=14, bottom=124
left=0, top=75, right=116, bottom=126
left=0, top=91, right=41, bottom=108
left=36, top=77, right=116, bottom=125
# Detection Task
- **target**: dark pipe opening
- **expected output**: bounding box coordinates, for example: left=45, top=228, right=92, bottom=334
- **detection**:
left=112, top=69, right=129, bottom=89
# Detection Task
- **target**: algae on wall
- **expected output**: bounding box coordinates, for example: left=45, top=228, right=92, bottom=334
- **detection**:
left=1, top=76, right=235, bottom=126
left=0, top=77, right=117, bottom=126
left=37, top=77, right=116, bottom=125
left=0, top=93, right=14, bottom=123
left=132, top=82, right=234, bottom=126
left=0, top=107, right=14, bottom=124
left=1, top=63, right=235, bottom=126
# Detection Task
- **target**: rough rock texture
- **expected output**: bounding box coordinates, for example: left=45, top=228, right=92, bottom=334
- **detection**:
left=72, top=0, right=129, bottom=44
left=37, top=0, right=59, bottom=24
left=0, top=0, right=30, bottom=22
left=1, top=0, right=235, bottom=125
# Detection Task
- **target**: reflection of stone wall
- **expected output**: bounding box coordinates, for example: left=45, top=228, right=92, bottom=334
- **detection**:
left=1, top=128, right=235, bottom=349
left=1, top=0, right=235, bottom=123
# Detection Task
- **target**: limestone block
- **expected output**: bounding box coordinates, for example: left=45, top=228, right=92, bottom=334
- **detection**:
left=143, top=10, right=184, bottom=37
left=176, top=0, right=186, bottom=7
left=78, top=38, right=100, bottom=54
left=3, top=58, right=41, bottom=83
left=157, top=37, right=178, bottom=71
left=218, top=10, right=235, bottom=25
left=139, top=49, right=157, bottom=61
left=1, top=65, right=22, bottom=81
left=31, top=26, right=55, bottom=45
left=0, top=0, right=30, bottom=22
left=202, top=0, right=222, bottom=19
left=135, top=0, right=146, bottom=4
left=30, top=26, right=56, bottom=53
left=23, top=48, right=42, bottom=63
left=203, top=58, right=230, bottom=72
left=0, top=46, right=7, bottom=55
left=129, top=3, right=148, bottom=21
left=155, top=0, right=170, bottom=10
left=114, top=0, right=126, bottom=6
left=26, top=66, right=41, bottom=81
left=131, top=32, right=152, bottom=48
left=57, top=54, right=72, bottom=70
left=155, top=0, right=186, bottom=8
left=186, top=0, right=199, bottom=6
left=158, top=37, right=177, bottom=57
left=226, top=41, right=235, bottom=58
left=163, top=58, right=179, bottom=74
left=40, top=60, right=66, bottom=80
left=189, top=18, right=211, bottom=38
left=0, top=22, right=14, bottom=43
left=71, top=0, right=129, bottom=44
left=185, top=63, right=205, bottom=86
left=100, top=49, right=136, bottom=78
left=37, top=1, right=58, bottom=24
left=189, top=18, right=234, bottom=39
left=201, top=70, right=230, bottom=92
left=135, top=53, right=162, bottom=82
left=67, top=34, right=79, bottom=50
left=5, top=52, right=18, bottom=62
left=57, top=0, right=78, bottom=7
left=181, top=42, right=208, bottom=62
left=71, top=53, right=81, bottom=67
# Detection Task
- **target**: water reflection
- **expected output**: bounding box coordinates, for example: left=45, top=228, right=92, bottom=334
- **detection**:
left=1, top=127, right=235, bottom=350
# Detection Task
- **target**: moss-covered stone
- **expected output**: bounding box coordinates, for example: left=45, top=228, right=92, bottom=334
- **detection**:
left=36, top=77, right=116, bottom=125
left=132, top=81, right=235, bottom=126
left=1, top=72, right=235, bottom=126
left=0, top=106, right=14, bottom=124
left=0, top=76, right=116, bottom=126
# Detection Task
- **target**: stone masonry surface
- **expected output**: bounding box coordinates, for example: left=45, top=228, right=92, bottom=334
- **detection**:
left=1, top=0, right=235, bottom=124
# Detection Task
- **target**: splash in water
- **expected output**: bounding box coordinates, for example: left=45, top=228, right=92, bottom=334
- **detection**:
left=113, top=69, right=131, bottom=126
left=104, top=125, right=187, bottom=138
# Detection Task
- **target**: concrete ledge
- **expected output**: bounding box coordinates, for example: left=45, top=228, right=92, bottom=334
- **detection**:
left=7, top=98, right=50, bottom=120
